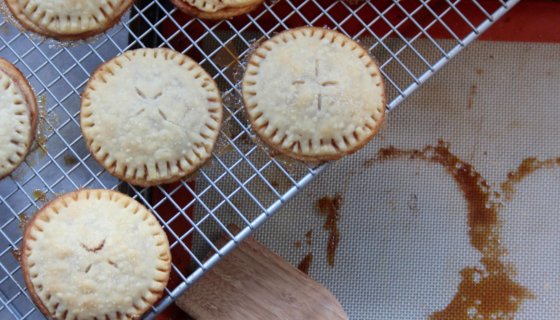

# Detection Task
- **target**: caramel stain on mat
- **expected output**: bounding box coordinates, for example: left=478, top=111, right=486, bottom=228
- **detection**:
left=294, top=240, right=302, bottom=248
left=317, top=195, right=342, bottom=267
left=32, top=190, right=48, bottom=205
left=213, top=41, right=240, bottom=83
left=18, top=213, right=29, bottom=230
left=369, top=141, right=532, bottom=320
left=10, top=248, right=21, bottom=263
left=270, top=180, right=280, bottom=189
left=501, top=157, right=560, bottom=201
left=507, top=120, right=522, bottom=129
left=305, top=229, right=313, bottom=246
left=63, top=154, right=79, bottom=166
left=297, top=252, right=313, bottom=274
left=467, top=84, right=477, bottom=109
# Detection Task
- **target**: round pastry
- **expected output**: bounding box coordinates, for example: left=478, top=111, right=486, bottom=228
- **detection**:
left=4, top=0, right=135, bottom=40
left=81, top=48, right=223, bottom=187
left=171, top=0, right=264, bottom=19
left=242, top=27, right=386, bottom=162
left=22, top=189, right=172, bottom=319
left=0, top=58, right=37, bottom=179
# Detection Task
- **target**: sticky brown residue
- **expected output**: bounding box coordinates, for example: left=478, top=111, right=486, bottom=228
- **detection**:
left=317, top=195, right=342, bottom=267
left=63, top=154, right=79, bottom=166
left=18, top=213, right=29, bottom=230
left=305, top=229, right=313, bottom=246
left=501, top=157, right=560, bottom=201
left=467, top=84, right=477, bottom=109
left=32, top=189, right=48, bottom=204
left=11, top=248, right=21, bottom=263
left=297, top=253, right=313, bottom=274
left=368, top=141, right=532, bottom=320
left=213, top=40, right=240, bottom=83
left=294, top=240, right=302, bottom=248
left=0, top=24, right=10, bottom=35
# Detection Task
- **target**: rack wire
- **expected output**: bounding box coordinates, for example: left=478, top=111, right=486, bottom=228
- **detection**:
left=0, top=0, right=518, bottom=318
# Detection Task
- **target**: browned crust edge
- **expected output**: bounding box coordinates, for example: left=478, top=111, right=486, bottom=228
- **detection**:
left=21, top=195, right=53, bottom=319
left=80, top=48, right=223, bottom=187
left=170, top=0, right=263, bottom=20
left=242, top=26, right=387, bottom=162
left=0, top=58, right=38, bottom=179
left=4, top=0, right=135, bottom=41
left=21, top=189, right=172, bottom=319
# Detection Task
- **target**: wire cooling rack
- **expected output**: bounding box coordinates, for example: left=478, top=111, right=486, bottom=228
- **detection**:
left=0, top=0, right=518, bottom=318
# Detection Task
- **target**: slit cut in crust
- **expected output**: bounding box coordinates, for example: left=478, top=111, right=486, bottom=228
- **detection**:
left=242, top=27, right=386, bottom=162
left=21, top=189, right=172, bottom=319
left=81, top=48, right=223, bottom=187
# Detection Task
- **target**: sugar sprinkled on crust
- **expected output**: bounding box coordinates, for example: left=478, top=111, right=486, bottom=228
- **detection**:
left=22, top=189, right=171, bottom=320
left=81, top=48, right=223, bottom=187
left=0, top=58, right=37, bottom=179
left=4, top=0, right=134, bottom=40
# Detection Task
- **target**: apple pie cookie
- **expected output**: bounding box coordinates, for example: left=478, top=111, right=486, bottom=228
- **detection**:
left=4, top=0, right=135, bottom=40
left=81, top=48, right=222, bottom=187
left=171, top=0, right=263, bottom=19
left=242, top=27, right=386, bottom=162
left=22, top=189, right=171, bottom=319
left=0, top=58, right=37, bottom=179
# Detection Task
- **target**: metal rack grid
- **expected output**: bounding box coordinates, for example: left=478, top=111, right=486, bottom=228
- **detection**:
left=0, top=0, right=517, bottom=318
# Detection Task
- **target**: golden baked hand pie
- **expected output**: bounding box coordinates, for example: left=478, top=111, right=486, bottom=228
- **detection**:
left=81, top=48, right=223, bottom=187
left=171, top=0, right=264, bottom=19
left=22, top=189, right=171, bottom=320
left=4, top=0, right=134, bottom=40
left=0, top=58, right=37, bottom=179
left=242, top=27, right=386, bottom=162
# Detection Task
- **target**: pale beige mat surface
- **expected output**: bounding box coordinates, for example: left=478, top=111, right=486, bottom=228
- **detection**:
left=223, top=39, right=560, bottom=319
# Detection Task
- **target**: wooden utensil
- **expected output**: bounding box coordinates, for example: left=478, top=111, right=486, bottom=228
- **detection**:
left=176, top=227, right=348, bottom=320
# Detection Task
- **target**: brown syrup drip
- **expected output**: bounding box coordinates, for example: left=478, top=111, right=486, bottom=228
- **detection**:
left=501, top=157, right=560, bottom=201
left=11, top=248, right=21, bottom=263
left=467, top=84, right=477, bottom=109
left=297, top=253, right=313, bottom=274
left=32, top=190, right=48, bottom=205
left=213, top=41, right=240, bottom=84
left=317, top=195, right=342, bottom=267
left=63, top=154, right=79, bottom=166
left=369, top=140, right=532, bottom=319
left=18, top=213, right=29, bottom=230
left=305, top=229, right=313, bottom=246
